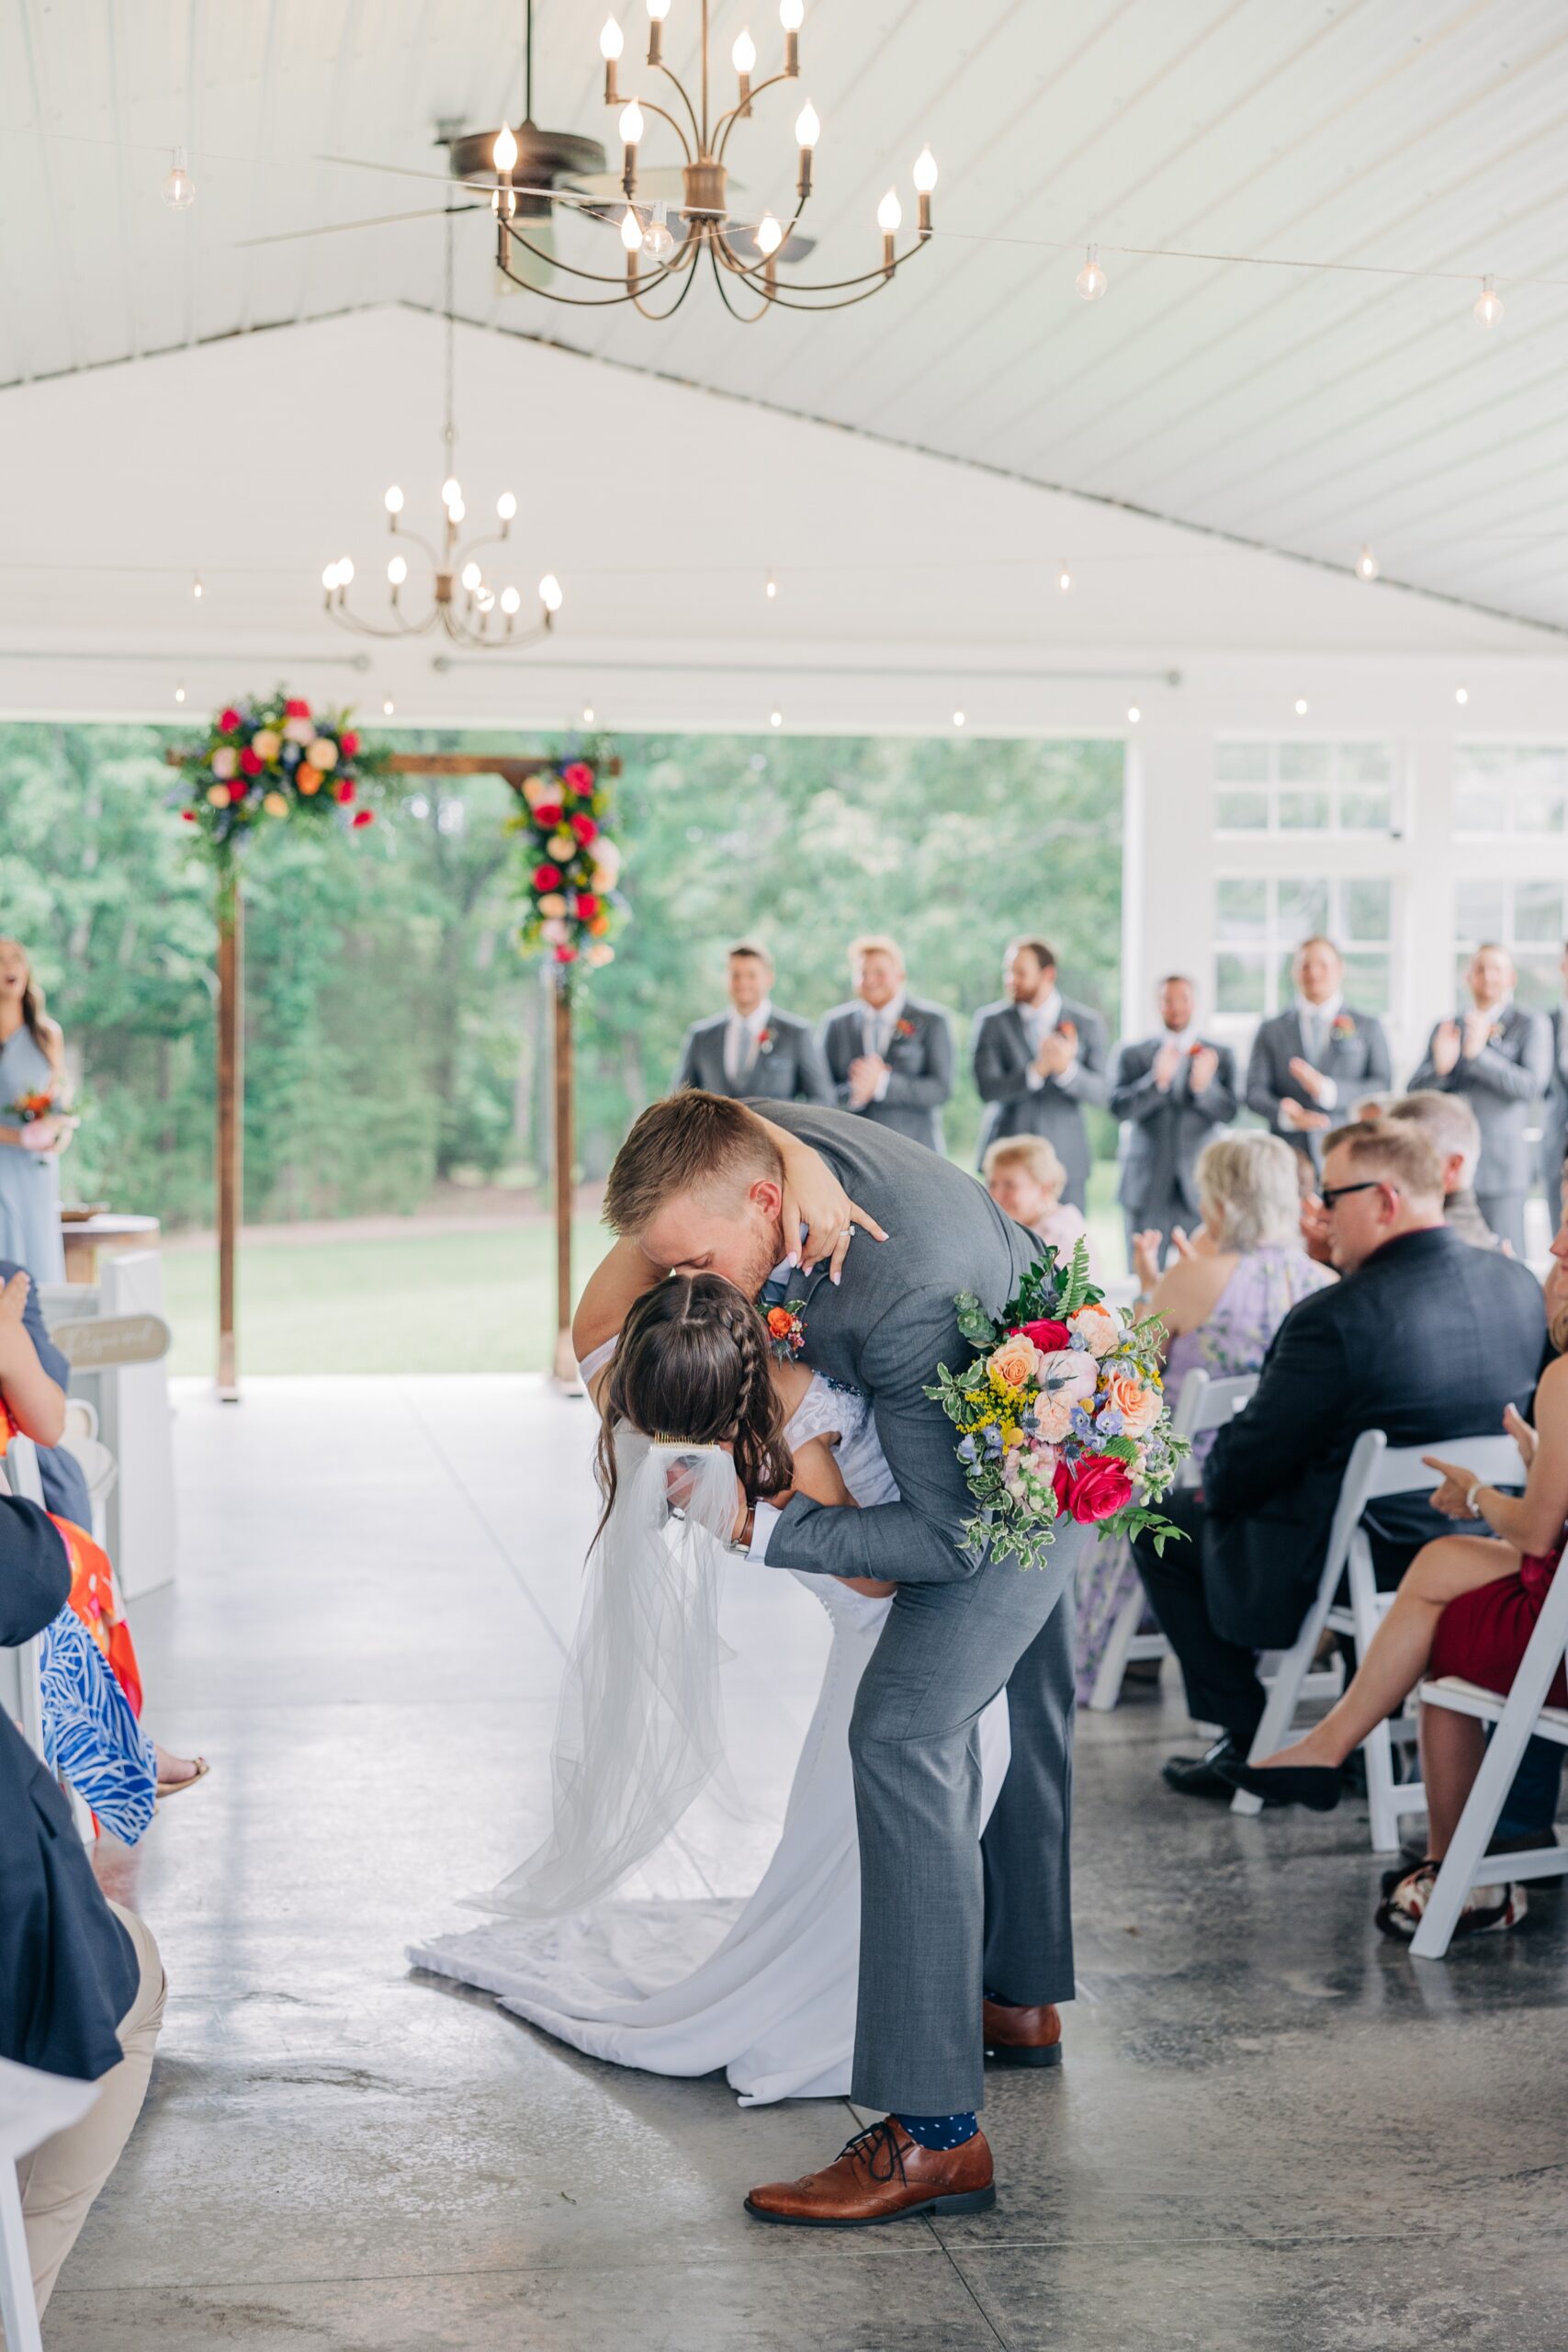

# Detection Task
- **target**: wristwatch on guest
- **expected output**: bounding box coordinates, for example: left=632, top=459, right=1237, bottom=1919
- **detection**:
left=730, top=1501, right=757, bottom=1555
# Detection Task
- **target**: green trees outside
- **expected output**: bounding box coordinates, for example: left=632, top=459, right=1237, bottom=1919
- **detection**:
left=0, top=721, right=1122, bottom=1225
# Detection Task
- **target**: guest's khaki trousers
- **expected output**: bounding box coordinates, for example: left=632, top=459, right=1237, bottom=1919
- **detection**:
left=16, top=1903, right=165, bottom=2317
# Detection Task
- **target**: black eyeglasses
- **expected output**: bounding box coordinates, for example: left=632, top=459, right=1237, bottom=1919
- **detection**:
left=1320, top=1179, right=1395, bottom=1210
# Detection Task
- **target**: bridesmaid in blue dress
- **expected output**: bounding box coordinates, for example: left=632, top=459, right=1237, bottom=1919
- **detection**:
left=0, top=940, right=70, bottom=1283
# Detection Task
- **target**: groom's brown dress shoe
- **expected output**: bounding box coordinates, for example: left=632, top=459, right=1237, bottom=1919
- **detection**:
left=745, top=2118, right=995, bottom=2228
left=983, top=1998, right=1063, bottom=2068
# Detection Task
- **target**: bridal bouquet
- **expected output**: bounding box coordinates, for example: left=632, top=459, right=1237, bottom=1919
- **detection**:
left=6, top=1088, right=58, bottom=1125
left=927, top=1240, right=1188, bottom=1569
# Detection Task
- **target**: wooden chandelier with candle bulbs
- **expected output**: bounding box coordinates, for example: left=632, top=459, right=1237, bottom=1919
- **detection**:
left=487, top=0, right=938, bottom=318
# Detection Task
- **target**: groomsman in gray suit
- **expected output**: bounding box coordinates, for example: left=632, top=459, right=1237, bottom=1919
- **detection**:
left=671, top=941, right=834, bottom=1106
left=971, top=937, right=1109, bottom=1211
left=1245, top=933, right=1391, bottom=1174
left=1111, top=974, right=1237, bottom=1265
left=1409, top=942, right=1553, bottom=1258
left=1540, top=941, right=1568, bottom=1210
left=818, top=934, right=953, bottom=1154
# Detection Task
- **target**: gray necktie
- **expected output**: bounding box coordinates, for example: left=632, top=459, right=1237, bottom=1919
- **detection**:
left=1302, top=1010, right=1325, bottom=1063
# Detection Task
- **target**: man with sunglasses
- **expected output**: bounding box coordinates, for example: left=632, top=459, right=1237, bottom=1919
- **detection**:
left=1134, top=1118, right=1545, bottom=1798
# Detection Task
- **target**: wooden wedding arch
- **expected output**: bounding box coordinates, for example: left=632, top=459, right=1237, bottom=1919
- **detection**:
left=170, top=747, right=614, bottom=1397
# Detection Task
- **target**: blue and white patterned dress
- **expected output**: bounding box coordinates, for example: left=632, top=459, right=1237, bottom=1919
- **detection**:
left=39, top=1603, right=157, bottom=1844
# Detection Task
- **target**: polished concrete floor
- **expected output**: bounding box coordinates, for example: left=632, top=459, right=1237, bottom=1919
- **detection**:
left=55, top=1376, right=1568, bottom=2351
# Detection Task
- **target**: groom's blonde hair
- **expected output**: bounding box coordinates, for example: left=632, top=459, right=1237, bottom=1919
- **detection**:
left=604, top=1092, right=784, bottom=1235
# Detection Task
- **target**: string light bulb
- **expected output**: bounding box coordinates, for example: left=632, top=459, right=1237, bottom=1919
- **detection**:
left=191, top=572, right=203, bottom=600
left=174, top=683, right=186, bottom=704
left=1293, top=697, right=1309, bottom=716
left=952, top=709, right=965, bottom=728
left=1057, top=564, right=1071, bottom=592
left=1127, top=706, right=1140, bottom=725
left=383, top=696, right=395, bottom=716
left=582, top=706, right=595, bottom=723
left=770, top=709, right=783, bottom=727
left=1076, top=244, right=1107, bottom=301
left=1455, top=685, right=1469, bottom=705
left=764, top=571, right=778, bottom=599
left=162, top=147, right=196, bottom=209
left=1355, top=543, right=1380, bottom=582
left=1473, top=274, right=1504, bottom=328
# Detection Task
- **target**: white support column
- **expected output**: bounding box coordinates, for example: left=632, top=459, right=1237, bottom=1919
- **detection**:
left=1122, top=723, right=1217, bottom=1034
left=1400, top=729, right=1459, bottom=1076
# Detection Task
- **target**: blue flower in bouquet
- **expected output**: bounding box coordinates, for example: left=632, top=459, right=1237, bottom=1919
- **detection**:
left=957, top=1434, right=978, bottom=1468
left=1096, top=1407, right=1126, bottom=1439
left=983, top=1424, right=1004, bottom=1459
left=1070, top=1404, right=1095, bottom=1441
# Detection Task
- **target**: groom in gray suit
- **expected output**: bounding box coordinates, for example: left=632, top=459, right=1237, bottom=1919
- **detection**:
left=603, top=1092, right=1086, bottom=2228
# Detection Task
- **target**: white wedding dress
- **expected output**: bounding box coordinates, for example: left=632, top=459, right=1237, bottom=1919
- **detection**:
left=409, top=1373, right=1010, bottom=2104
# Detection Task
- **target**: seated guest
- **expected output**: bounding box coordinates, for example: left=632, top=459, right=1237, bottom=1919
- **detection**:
left=671, top=941, right=833, bottom=1106
left=1384, top=1091, right=1496, bottom=1250
left=1408, top=943, right=1552, bottom=1258
left=971, top=937, right=1109, bottom=1212
left=1134, top=1119, right=1545, bottom=1797
left=1074, top=1134, right=1330, bottom=1706
left=983, top=1135, right=1091, bottom=1269
left=1, top=1491, right=167, bottom=2317
left=818, top=934, right=953, bottom=1153
left=1246, top=934, right=1392, bottom=1179
left=1227, top=1212, right=1568, bottom=1937
left=0, top=1261, right=206, bottom=1804
left=1110, top=974, right=1236, bottom=1268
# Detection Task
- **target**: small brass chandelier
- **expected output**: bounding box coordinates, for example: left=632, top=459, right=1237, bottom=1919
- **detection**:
left=321, top=212, right=562, bottom=647
left=488, top=0, right=939, bottom=318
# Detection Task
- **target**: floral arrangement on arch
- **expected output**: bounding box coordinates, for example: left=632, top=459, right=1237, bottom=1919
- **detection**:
left=174, top=692, right=388, bottom=864
left=927, top=1240, right=1189, bottom=1571
left=511, top=752, right=625, bottom=974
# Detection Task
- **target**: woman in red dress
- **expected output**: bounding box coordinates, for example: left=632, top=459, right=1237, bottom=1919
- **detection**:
left=1226, top=1211, right=1568, bottom=1939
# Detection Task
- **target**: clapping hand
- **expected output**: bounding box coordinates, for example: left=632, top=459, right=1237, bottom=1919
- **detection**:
left=1189, top=1046, right=1220, bottom=1094
left=1430, top=1019, right=1462, bottom=1078
left=1034, top=1023, right=1077, bottom=1080
left=18, top=1117, right=62, bottom=1155
left=1461, top=1010, right=1494, bottom=1061
left=1422, top=1454, right=1482, bottom=1520
left=1152, top=1040, right=1183, bottom=1091
left=0, top=1271, right=31, bottom=1369
left=1168, top=1223, right=1213, bottom=1261
left=1131, top=1229, right=1165, bottom=1293
left=1279, top=1096, right=1330, bottom=1134
left=1287, top=1055, right=1332, bottom=1103
left=1504, top=1403, right=1538, bottom=1467
left=846, top=1054, right=887, bottom=1110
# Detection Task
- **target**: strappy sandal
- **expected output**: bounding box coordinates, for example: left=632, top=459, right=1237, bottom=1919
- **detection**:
left=1375, top=1860, right=1526, bottom=1941
left=155, top=1757, right=211, bottom=1800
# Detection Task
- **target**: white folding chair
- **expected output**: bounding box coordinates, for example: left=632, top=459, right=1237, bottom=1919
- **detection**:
left=1088, top=1368, right=1259, bottom=1712
left=1409, top=1555, right=1568, bottom=1957
left=1232, top=1430, right=1526, bottom=1849
left=0, top=2056, right=104, bottom=2352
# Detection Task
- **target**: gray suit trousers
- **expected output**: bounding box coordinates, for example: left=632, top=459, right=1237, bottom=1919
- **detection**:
left=848, top=1523, right=1084, bottom=2116
left=1477, top=1191, right=1529, bottom=1260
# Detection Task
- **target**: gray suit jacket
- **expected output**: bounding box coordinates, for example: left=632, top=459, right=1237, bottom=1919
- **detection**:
left=1110, top=1035, right=1238, bottom=1216
left=1409, top=1003, right=1553, bottom=1199
left=1540, top=1005, right=1568, bottom=1202
left=970, top=996, right=1109, bottom=1199
left=743, top=1102, right=1035, bottom=1585
left=818, top=996, right=953, bottom=1154
left=1245, top=1006, right=1391, bottom=1170
left=671, top=1009, right=833, bottom=1105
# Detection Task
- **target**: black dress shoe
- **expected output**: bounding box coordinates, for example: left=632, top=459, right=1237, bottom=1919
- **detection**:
left=1217, top=1757, right=1342, bottom=1812
left=1162, top=1734, right=1249, bottom=1798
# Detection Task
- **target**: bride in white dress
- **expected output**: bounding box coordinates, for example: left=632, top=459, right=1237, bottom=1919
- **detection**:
left=411, top=1149, right=1010, bottom=2106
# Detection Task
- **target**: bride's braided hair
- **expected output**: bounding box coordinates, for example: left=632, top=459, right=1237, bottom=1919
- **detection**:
left=594, top=1272, right=795, bottom=1535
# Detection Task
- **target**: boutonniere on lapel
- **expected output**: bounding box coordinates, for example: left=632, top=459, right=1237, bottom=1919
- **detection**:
left=755, top=1028, right=774, bottom=1056
left=1331, top=1012, right=1356, bottom=1044
left=763, top=1301, right=807, bottom=1361
left=894, top=1017, right=917, bottom=1042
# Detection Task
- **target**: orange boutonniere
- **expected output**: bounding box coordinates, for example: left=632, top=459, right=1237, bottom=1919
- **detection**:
left=764, top=1301, right=807, bottom=1361
left=895, top=1017, right=917, bottom=1041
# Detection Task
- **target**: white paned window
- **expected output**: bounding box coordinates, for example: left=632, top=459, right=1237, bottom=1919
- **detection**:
left=1454, top=876, right=1566, bottom=1008
left=1215, top=876, right=1393, bottom=1018
left=1454, top=744, right=1568, bottom=837
left=1214, top=740, right=1399, bottom=835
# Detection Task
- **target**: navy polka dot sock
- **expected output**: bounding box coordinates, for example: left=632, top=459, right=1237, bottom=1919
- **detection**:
left=896, top=2110, right=978, bottom=2150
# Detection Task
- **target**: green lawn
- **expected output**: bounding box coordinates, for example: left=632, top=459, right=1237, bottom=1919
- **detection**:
left=161, top=1167, right=1128, bottom=1377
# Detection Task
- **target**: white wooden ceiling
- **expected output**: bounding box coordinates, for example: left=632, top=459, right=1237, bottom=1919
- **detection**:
left=6, top=0, right=1568, bottom=649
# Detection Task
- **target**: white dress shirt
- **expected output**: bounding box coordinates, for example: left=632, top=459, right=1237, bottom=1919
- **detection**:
left=859, top=989, right=906, bottom=1101
left=724, top=996, right=773, bottom=1086
left=1292, top=991, right=1343, bottom=1113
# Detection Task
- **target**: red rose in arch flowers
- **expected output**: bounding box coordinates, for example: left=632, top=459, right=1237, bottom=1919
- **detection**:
left=219, top=707, right=242, bottom=734
left=533, top=802, right=563, bottom=830
left=534, top=863, right=562, bottom=891
left=239, top=747, right=264, bottom=777
left=570, top=812, right=598, bottom=845
left=335, top=780, right=355, bottom=804
left=562, top=762, right=594, bottom=791
left=575, top=891, right=600, bottom=921
left=284, top=698, right=311, bottom=719
left=339, top=729, right=359, bottom=756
